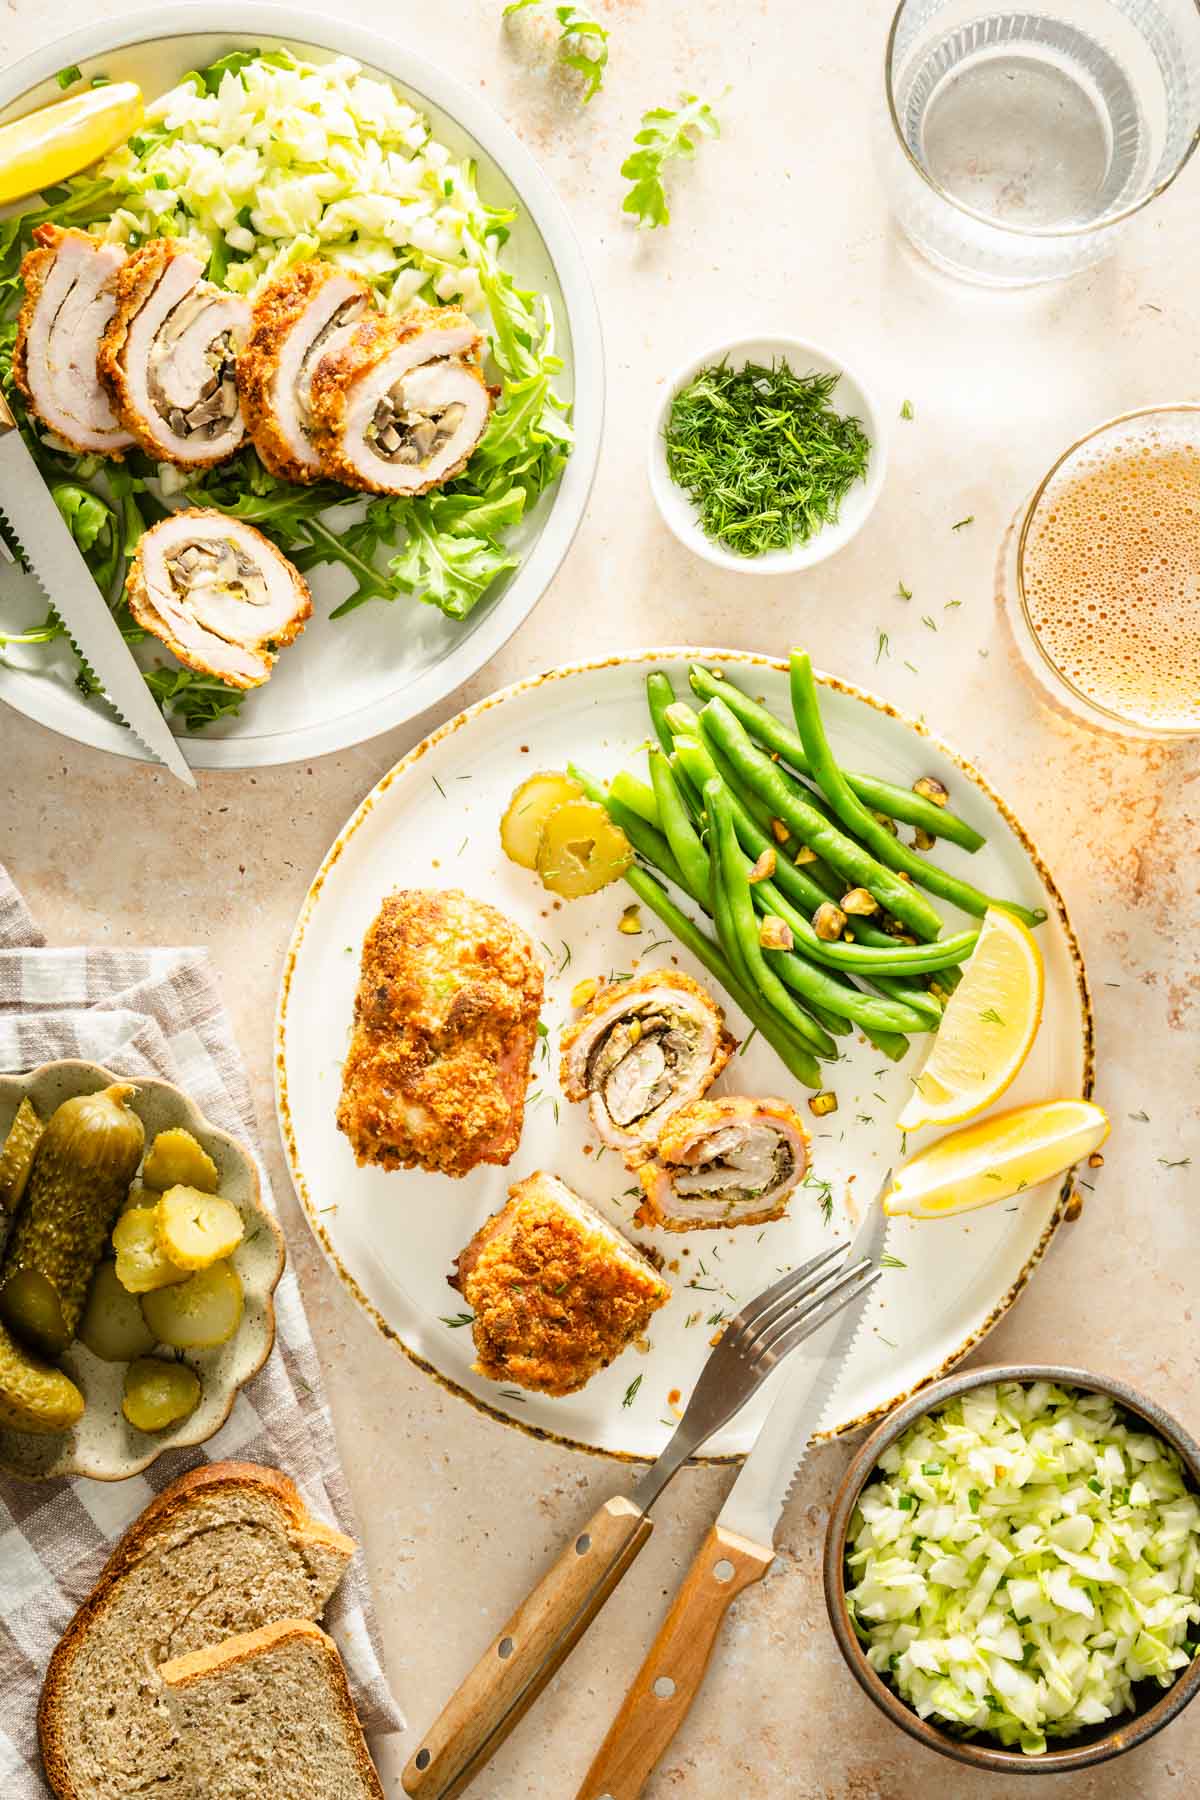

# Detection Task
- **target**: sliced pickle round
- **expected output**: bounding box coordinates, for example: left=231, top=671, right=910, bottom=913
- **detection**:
left=122, top=1357, right=201, bottom=1433
left=111, top=1206, right=189, bottom=1294
left=535, top=800, right=633, bottom=898
left=155, top=1187, right=244, bottom=1271
left=500, top=770, right=584, bottom=870
left=78, top=1260, right=156, bottom=1362
left=140, top=1260, right=243, bottom=1350
left=141, top=1128, right=218, bottom=1194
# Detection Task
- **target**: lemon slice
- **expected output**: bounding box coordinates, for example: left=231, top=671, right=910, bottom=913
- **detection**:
left=898, top=907, right=1044, bottom=1131
left=0, top=82, right=143, bottom=207
left=884, top=1099, right=1109, bottom=1219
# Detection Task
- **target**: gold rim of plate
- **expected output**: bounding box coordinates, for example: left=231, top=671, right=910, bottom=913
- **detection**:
left=275, top=647, right=1095, bottom=1466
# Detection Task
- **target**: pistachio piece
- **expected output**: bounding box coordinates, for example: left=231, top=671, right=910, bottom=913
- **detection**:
left=808, top=1091, right=838, bottom=1118
left=913, top=826, right=937, bottom=851
left=841, top=887, right=879, bottom=917
left=618, top=905, right=643, bottom=936
left=770, top=817, right=790, bottom=845
left=747, top=848, right=776, bottom=884
left=758, top=915, right=793, bottom=951
left=793, top=844, right=817, bottom=865
left=913, top=775, right=949, bottom=807
left=813, top=902, right=847, bottom=942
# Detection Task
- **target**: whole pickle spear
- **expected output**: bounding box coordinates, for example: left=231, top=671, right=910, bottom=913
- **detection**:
left=0, top=1083, right=144, bottom=1357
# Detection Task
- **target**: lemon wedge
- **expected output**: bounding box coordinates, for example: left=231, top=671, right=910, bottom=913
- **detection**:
left=0, top=82, right=142, bottom=207
left=884, top=1099, right=1109, bottom=1219
left=898, top=907, right=1044, bottom=1131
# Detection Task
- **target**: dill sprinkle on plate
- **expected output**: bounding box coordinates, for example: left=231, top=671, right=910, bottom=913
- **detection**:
left=663, top=359, right=871, bottom=557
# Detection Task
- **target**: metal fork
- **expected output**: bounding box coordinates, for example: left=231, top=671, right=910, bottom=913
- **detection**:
left=402, top=1240, right=881, bottom=1799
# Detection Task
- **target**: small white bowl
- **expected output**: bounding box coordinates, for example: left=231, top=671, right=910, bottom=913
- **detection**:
left=649, top=334, right=888, bottom=575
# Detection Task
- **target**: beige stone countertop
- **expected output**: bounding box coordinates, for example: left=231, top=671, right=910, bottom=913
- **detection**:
left=3, top=0, right=1200, bottom=1794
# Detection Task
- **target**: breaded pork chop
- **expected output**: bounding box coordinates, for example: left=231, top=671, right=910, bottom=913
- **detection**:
left=451, top=1172, right=671, bottom=1396
left=336, top=889, right=544, bottom=1179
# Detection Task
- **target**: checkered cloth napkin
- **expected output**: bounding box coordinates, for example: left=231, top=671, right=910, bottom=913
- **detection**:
left=0, top=866, right=403, bottom=1796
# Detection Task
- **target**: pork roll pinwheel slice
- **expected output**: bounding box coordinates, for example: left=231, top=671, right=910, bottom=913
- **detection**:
left=12, top=226, right=132, bottom=457
left=126, top=509, right=312, bottom=691
left=309, top=306, right=496, bottom=495
left=237, top=260, right=373, bottom=483
left=559, top=971, right=735, bottom=1164
left=98, top=241, right=250, bottom=468
left=635, top=1097, right=811, bottom=1232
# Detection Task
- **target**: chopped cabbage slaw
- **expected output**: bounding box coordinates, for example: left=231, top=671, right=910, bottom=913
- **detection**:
left=845, top=1381, right=1200, bottom=1755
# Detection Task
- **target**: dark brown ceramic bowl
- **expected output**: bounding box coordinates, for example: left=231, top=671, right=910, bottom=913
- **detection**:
left=824, top=1364, right=1200, bottom=1774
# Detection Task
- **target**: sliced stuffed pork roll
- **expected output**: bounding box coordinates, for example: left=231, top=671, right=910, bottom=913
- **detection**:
left=98, top=241, right=250, bottom=468
left=309, top=306, right=495, bottom=495
left=237, top=260, right=373, bottom=483
left=635, top=1097, right=811, bottom=1232
left=560, top=971, right=735, bottom=1163
left=12, top=226, right=132, bottom=457
left=126, top=508, right=312, bottom=690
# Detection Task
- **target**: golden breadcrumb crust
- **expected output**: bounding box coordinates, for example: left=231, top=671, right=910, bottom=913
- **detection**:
left=237, top=260, right=371, bottom=484
left=12, top=224, right=128, bottom=460
left=307, top=307, right=496, bottom=495
left=124, top=507, right=313, bottom=691
left=97, top=240, right=244, bottom=470
left=336, top=888, right=544, bottom=1179
left=452, top=1173, right=671, bottom=1396
left=634, top=1095, right=811, bottom=1232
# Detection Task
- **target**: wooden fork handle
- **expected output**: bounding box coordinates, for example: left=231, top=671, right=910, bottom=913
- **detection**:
left=575, top=1523, right=774, bottom=1800
left=402, top=1496, right=653, bottom=1798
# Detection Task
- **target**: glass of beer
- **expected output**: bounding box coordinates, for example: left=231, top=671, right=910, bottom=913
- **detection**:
left=1002, top=406, right=1200, bottom=738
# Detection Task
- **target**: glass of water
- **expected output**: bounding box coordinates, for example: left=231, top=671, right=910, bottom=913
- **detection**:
left=882, top=0, right=1200, bottom=284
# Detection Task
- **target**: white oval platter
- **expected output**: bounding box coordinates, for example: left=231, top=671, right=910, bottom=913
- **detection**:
left=276, top=649, right=1093, bottom=1463
left=0, top=5, right=602, bottom=769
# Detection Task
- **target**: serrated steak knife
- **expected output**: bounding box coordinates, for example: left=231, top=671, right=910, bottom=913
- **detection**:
left=576, top=1174, right=892, bottom=1800
left=0, top=393, right=195, bottom=785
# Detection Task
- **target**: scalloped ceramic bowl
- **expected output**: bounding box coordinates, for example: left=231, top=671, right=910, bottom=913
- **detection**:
left=0, top=1061, right=284, bottom=1481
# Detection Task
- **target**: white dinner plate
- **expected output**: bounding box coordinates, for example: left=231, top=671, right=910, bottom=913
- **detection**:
left=0, top=5, right=602, bottom=769
left=276, top=650, right=1094, bottom=1463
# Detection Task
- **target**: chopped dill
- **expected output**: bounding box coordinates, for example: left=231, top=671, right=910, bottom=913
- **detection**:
left=622, top=1374, right=643, bottom=1408
left=663, top=360, right=871, bottom=558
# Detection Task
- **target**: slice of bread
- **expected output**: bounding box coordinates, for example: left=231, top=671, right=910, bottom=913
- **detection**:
left=160, top=1618, right=384, bottom=1798
left=40, top=1461, right=357, bottom=1800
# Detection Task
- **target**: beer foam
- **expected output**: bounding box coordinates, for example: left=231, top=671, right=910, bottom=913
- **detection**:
left=1021, top=414, right=1200, bottom=731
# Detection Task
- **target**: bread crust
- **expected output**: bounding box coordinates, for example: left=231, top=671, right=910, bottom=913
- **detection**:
left=38, top=1461, right=356, bottom=1800
left=159, top=1617, right=384, bottom=1800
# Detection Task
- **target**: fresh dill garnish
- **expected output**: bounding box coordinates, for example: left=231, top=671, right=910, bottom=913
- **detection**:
left=900, top=399, right=914, bottom=420
left=1159, top=1157, right=1191, bottom=1169
left=921, top=615, right=938, bottom=631
left=879, top=1252, right=907, bottom=1269
left=440, top=1311, right=476, bottom=1328
left=897, top=579, right=912, bottom=600
left=952, top=515, right=975, bottom=531
left=875, top=629, right=890, bottom=664
left=662, top=360, right=871, bottom=557
left=979, top=1006, right=1005, bottom=1025
left=1129, top=1109, right=1149, bottom=1122
left=622, top=1374, right=643, bottom=1407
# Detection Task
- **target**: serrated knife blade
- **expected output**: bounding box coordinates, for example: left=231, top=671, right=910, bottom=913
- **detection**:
left=716, top=1171, right=892, bottom=1548
left=0, top=396, right=195, bottom=786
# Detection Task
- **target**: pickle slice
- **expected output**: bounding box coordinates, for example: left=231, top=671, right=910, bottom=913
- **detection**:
left=78, top=1260, right=156, bottom=1362
left=141, top=1128, right=218, bottom=1194
left=155, top=1187, right=244, bottom=1271
left=140, top=1260, right=243, bottom=1350
left=500, top=771, right=584, bottom=870
left=122, top=1357, right=201, bottom=1433
left=535, top=799, right=633, bottom=898
left=0, top=1098, right=44, bottom=1212
left=112, top=1206, right=189, bottom=1294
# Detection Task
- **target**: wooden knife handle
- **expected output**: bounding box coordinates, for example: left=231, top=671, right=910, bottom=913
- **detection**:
left=402, top=1496, right=653, bottom=1798
left=575, top=1523, right=774, bottom=1800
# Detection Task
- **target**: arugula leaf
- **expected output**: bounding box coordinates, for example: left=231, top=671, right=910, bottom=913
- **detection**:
left=620, top=94, right=721, bottom=229
left=387, top=506, right=520, bottom=620
left=142, top=667, right=246, bottom=729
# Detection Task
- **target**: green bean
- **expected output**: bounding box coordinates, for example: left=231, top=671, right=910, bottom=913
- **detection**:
left=573, top=767, right=825, bottom=1085
left=646, top=671, right=679, bottom=756
left=619, top=867, right=822, bottom=1087
left=670, top=735, right=976, bottom=978
left=609, top=770, right=660, bottom=826
left=695, top=729, right=853, bottom=902
left=688, top=663, right=987, bottom=853
left=648, top=749, right=711, bottom=904
left=706, top=781, right=843, bottom=1061
left=788, top=651, right=1047, bottom=931
left=699, top=698, right=946, bottom=941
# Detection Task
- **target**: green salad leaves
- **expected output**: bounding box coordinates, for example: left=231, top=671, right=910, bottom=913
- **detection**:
left=621, top=94, right=721, bottom=229
left=0, top=47, right=573, bottom=727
